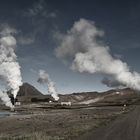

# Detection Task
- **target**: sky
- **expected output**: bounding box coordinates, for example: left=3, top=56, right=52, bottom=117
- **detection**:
left=0, top=0, right=140, bottom=94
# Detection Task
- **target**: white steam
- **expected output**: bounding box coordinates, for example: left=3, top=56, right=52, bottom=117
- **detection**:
left=38, top=69, right=59, bottom=101
left=101, top=77, right=125, bottom=88
left=55, top=18, right=140, bottom=91
left=0, top=25, right=22, bottom=108
left=0, top=90, right=14, bottom=108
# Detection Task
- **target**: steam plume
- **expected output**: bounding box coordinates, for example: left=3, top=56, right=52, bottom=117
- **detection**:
left=38, top=69, right=59, bottom=101
left=0, top=90, right=14, bottom=108
left=55, top=18, right=140, bottom=91
left=102, top=77, right=125, bottom=88
left=0, top=25, right=22, bottom=108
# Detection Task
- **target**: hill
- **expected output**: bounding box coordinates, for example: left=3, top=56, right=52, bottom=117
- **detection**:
left=17, top=83, right=43, bottom=97
left=15, top=83, right=140, bottom=105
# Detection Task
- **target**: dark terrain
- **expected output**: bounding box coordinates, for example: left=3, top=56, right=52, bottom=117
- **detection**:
left=0, top=83, right=140, bottom=140
left=78, top=105, right=140, bottom=140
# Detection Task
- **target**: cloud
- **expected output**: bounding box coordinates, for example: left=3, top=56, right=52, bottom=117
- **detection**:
left=0, top=24, right=17, bottom=36
left=18, top=0, right=57, bottom=45
left=55, top=18, right=140, bottom=91
left=25, top=0, right=56, bottom=19
left=0, top=23, right=34, bottom=46
left=30, top=68, right=37, bottom=74
left=55, top=19, right=104, bottom=58
left=18, top=35, right=35, bottom=45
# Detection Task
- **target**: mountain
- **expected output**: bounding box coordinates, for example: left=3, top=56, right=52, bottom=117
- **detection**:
left=58, top=92, right=99, bottom=103
left=59, top=88, right=140, bottom=105
left=89, top=88, right=140, bottom=106
left=16, top=83, right=140, bottom=105
left=17, top=83, right=49, bottom=103
left=17, top=83, right=43, bottom=97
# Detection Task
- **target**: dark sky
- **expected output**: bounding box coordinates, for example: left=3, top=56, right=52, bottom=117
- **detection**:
left=0, top=0, right=140, bottom=94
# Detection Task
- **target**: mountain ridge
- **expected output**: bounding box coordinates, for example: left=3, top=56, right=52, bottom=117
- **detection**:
left=16, top=82, right=140, bottom=105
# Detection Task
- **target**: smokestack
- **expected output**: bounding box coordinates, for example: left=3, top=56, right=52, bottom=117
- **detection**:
left=55, top=18, right=140, bottom=91
left=38, top=69, right=59, bottom=101
left=0, top=25, right=22, bottom=108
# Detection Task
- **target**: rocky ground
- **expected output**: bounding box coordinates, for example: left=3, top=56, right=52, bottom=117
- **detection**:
left=0, top=103, right=132, bottom=140
left=78, top=105, right=140, bottom=140
left=0, top=84, right=138, bottom=140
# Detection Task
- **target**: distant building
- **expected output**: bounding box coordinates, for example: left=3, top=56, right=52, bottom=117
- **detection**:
left=61, top=102, right=72, bottom=106
left=15, top=102, right=21, bottom=106
left=116, top=91, right=120, bottom=94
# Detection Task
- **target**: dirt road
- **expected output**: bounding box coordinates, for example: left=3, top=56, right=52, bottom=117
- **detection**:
left=79, top=105, right=140, bottom=140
